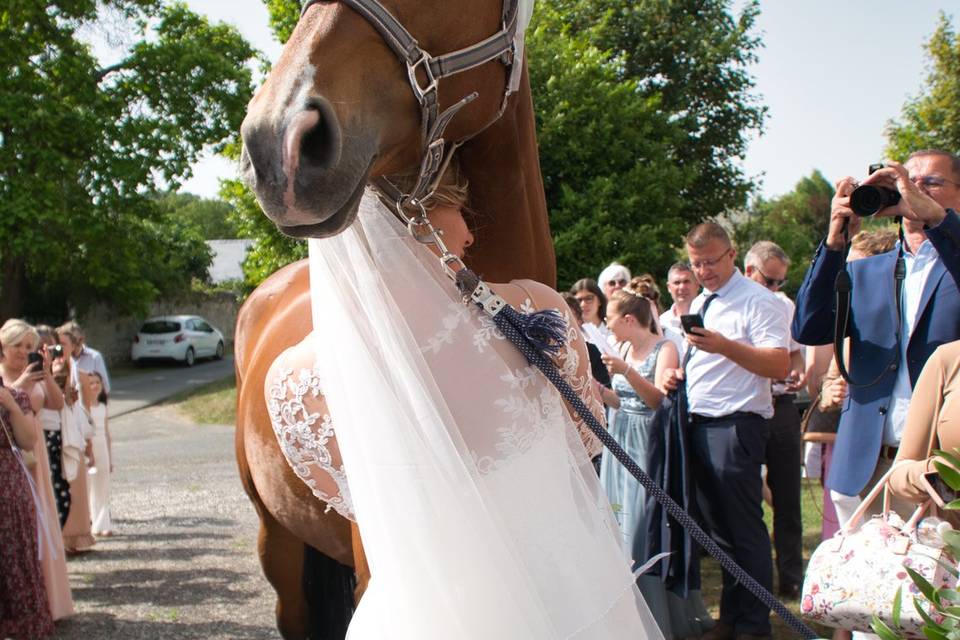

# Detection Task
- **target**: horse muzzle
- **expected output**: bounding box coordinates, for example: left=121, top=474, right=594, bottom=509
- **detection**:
left=240, top=97, right=376, bottom=238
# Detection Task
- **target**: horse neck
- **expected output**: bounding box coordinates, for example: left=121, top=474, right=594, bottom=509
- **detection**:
left=459, top=61, right=556, bottom=287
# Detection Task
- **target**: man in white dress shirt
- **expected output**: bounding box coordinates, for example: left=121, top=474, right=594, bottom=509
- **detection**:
left=744, top=241, right=805, bottom=600
left=666, top=223, right=789, bottom=640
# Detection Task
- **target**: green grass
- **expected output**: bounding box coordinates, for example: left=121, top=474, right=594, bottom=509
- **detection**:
left=701, top=478, right=832, bottom=639
left=164, top=376, right=237, bottom=425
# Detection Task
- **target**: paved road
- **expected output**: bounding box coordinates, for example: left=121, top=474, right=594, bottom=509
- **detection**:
left=53, top=405, right=280, bottom=639
left=108, top=357, right=235, bottom=418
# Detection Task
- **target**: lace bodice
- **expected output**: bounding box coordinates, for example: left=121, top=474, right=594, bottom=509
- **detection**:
left=611, top=341, right=665, bottom=415
left=265, top=283, right=606, bottom=521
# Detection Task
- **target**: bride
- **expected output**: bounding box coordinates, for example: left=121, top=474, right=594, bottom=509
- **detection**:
left=266, top=163, right=664, bottom=639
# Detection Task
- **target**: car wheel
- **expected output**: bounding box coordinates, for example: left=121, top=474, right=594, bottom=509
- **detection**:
left=184, top=347, right=195, bottom=367
left=215, top=341, right=224, bottom=360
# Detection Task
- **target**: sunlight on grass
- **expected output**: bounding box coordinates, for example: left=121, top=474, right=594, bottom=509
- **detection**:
left=164, top=377, right=236, bottom=425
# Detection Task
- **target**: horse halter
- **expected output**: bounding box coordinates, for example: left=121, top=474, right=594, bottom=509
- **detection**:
left=299, top=0, right=522, bottom=217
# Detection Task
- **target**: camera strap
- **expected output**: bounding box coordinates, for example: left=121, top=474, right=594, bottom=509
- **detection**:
left=832, top=219, right=906, bottom=388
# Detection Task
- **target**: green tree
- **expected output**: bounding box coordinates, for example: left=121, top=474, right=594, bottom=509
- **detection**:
left=155, top=192, right=239, bottom=240
left=0, top=1, right=258, bottom=319
left=528, top=6, right=691, bottom=287
left=545, top=0, right=766, bottom=228
left=529, top=0, right=764, bottom=287
left=885, top=12, right=960, bottom=160
left=732, top=170, right=834, bottom=295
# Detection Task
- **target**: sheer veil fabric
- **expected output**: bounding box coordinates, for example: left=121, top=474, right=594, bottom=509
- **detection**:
left=307, top=191, right=663, bottom=639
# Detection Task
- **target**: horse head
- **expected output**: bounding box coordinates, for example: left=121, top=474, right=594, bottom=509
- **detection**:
left=240, top=0, right=513, bottom=239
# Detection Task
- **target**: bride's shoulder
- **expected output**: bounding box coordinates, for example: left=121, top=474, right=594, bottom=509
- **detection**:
left=492, top=279, right=565, bottom=313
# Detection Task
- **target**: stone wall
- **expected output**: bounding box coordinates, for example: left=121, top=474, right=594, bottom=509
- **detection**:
left=79, top=291, right=241, bottom=366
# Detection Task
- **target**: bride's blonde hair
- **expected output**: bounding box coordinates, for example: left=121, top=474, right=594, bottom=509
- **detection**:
left=392, top=159, right=469, bottom=211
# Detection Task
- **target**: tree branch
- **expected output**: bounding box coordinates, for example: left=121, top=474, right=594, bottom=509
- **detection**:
left=95, top=58, right=135, bottom=82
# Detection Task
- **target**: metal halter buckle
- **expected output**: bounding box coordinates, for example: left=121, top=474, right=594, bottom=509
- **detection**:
left=407, top=54, right=438, bottom=103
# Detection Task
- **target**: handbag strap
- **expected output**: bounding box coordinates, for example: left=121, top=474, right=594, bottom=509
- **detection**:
left=841, top=460, right=930, bottom=534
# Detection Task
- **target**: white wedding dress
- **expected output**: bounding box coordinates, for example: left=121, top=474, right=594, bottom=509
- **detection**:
left=267, top=191, right=663, bottom=639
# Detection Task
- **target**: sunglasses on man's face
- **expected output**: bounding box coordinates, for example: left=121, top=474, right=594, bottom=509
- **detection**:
left=757, top=268, right=786, bottom=290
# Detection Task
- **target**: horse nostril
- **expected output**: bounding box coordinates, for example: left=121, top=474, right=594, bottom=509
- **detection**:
left=299, top=97, right=341, bottom=172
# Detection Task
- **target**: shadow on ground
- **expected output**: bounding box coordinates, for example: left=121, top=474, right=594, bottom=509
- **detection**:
left=55, top=613, right=275, bottom=639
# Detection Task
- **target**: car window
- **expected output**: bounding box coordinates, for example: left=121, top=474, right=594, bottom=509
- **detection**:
left=140, top=321, right=181, bottom=334
left=185, top=319, right=196, bottom=331
left=197, top=321, right=213, bottom=332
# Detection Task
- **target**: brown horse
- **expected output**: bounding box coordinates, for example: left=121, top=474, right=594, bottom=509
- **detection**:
left=236, top=2, right=555, bottom=638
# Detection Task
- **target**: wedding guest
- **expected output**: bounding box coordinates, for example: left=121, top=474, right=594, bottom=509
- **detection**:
left=597, top=281, right=712, bottom=638
left=570, top=278, right=610, bottom=341
left=0, top=338, right=55, bottom=638
left=58, top=321, right=111, bottom=394
left=889, top=340, right=960, bottom=519
left=59, top=362, right=96, bottom=554
left=598, top=262, right=631, bottom=299
left=84, top=372, right=113, bottom=536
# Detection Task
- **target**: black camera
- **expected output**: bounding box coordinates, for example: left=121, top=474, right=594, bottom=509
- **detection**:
left=49, top=344, right=64, bottom=358
left=849, top=163, right=901, bottom=217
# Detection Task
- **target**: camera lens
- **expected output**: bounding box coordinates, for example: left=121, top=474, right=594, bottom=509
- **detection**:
left=850, top=185, right=901, bottom=217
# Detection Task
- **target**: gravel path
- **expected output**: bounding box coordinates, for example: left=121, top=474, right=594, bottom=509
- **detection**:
left=52, top=406, right=281, bottom=639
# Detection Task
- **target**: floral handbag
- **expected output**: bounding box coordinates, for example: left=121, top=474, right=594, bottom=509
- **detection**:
left=801, top=463, right=957, bottom=638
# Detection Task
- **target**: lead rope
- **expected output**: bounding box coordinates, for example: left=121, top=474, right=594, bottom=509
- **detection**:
left=454, top=268, right=820, bottom=640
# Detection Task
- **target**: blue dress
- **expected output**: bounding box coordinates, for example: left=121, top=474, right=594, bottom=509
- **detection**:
left=600, top=340, right=713, bottom=638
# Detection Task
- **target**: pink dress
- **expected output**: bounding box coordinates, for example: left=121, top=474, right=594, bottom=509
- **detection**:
left=34, top=386, right=76, bottom=619
left=0, top=389, right=55, bottom=638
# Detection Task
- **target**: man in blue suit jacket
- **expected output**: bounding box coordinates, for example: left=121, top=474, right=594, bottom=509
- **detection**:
left=793, top=150, right=960, bottom=519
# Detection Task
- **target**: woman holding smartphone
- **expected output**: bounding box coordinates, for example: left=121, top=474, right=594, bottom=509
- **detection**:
left=889, top=340, right=960, bottom=520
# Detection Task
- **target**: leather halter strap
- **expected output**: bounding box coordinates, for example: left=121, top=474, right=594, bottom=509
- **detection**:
left=299, top=0, right=521, bottom=210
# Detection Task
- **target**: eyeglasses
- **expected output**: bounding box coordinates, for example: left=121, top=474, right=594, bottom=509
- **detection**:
left=605, top=278, right=627, bottom=287
left=910, top=175, right=960, bottom=191
left=575, top=294, right=597, bottom=305
left=756, top=267, right=786, bottom=290
left=689, top=250, right=731, bottom=271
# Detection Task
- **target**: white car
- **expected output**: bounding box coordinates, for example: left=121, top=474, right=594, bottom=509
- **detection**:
left=131, top=315, right=225, bottom=367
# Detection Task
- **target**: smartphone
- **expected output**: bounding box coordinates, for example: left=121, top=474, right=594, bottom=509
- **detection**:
left=923, top=471, right=958, bottom=504
left=27, top=351, right=43, bottom=371
left=680, top=314, right=705, bottom=334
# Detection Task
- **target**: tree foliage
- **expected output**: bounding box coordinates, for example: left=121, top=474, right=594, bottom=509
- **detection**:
left=530, top=0, right=765, bottom=287
left=155, top=192, right=239, bottom=240
left=885, top=13, right=960, bottom=160
left=0, top=0, right=258, bottom=319
left=731, top=171, right=834, bottom=295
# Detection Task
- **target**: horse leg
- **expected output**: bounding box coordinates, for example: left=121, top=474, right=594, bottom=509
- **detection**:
left=350, top=522, right=370, bottom=602
left=258, top=504, right=311, bottom=640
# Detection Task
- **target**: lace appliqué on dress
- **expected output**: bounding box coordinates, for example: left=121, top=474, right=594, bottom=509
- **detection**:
left=427, top=296, right=606, bottom=469
left=266, top=366, right=355, bottom=521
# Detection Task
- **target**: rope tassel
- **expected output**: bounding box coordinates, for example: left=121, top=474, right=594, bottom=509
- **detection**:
left=513, top=308, right=567, bottom=355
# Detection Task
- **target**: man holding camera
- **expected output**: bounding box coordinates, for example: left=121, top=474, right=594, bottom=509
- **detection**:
left=666, top=222, right=789, bottom=640
left=792, top=150, right=960, bottom=525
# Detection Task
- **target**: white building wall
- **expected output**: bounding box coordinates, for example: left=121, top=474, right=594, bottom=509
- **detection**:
left=207, top=239, right=253, bottom=283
